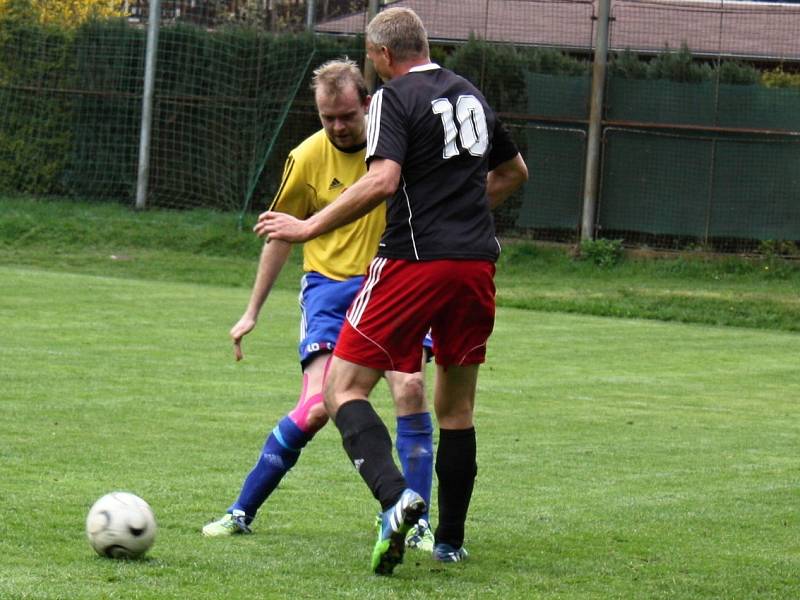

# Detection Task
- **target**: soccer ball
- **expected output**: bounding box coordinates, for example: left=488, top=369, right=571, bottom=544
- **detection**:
left=86, top=492, right=157, bottom=559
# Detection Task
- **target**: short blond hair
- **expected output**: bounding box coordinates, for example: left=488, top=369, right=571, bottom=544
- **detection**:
left=311, top=58, right=368, bottom=102
left=366, top=7, right=429, bottom=62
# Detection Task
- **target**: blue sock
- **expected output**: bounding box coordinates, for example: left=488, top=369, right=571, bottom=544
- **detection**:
left=230, top=416, right=311, bottom=521
left=395, top=412, right=434, bottom=523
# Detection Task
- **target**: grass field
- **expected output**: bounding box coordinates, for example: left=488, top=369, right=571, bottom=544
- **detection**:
left=3, top=197, right=800, bottom=331
left=1, top=198, right=799, bottom=599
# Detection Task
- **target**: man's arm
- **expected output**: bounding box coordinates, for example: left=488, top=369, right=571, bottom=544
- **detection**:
left=487, top=153, right=528, bottom=210
left=254, top=158, right=401, bottom=243
left=230, top=238, right=292, bottom=361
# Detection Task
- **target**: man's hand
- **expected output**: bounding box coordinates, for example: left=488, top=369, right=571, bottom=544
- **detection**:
left=229, top=315, right=257, bottom=361
left=253, top=211, right=312, bottom=243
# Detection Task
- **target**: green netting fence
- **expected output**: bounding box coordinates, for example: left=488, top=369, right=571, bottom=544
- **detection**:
left=512, top=72, right=800, bottom=250
left=598, top=128, right=800, bottom=249
left=2, top=0, right=800, bottom=253
left=0, top=16, right=319, bottom=214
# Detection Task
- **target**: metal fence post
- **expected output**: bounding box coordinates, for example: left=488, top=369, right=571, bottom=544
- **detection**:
left=306, top=0, right=316, bottom=31
left=580, top=0, right=611, bottom=241
left=135, top=0, right=161, bottom=210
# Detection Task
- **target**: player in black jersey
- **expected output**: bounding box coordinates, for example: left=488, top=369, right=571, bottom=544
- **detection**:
left=257, top=6, right=528, bottom=575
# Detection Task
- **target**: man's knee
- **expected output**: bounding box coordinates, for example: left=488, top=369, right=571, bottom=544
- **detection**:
left=392, top=373, right=427, bottom=414
left=323, top=380, right=340, bottom=418
left=323, top=357, right=382, bottom=418
left=303, top=401, right=329, bottom=432
left=322, top=367, right=361, bottom=418
left=435, top=395, right=474, bottom=429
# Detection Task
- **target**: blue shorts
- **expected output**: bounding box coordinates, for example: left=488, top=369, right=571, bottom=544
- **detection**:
left=298, top=272, right=432, bottom=368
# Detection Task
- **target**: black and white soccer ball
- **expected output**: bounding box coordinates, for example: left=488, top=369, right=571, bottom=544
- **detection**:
left=86, top=492, right=157, bottom=559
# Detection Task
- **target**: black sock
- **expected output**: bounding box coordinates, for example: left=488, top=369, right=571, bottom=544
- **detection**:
left=333, top=399, right=406, bottom=511
left=434, top=427, right=477, bottom=549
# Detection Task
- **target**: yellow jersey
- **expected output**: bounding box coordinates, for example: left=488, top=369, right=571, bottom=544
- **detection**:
left=267, top=128, right=386, bottom=281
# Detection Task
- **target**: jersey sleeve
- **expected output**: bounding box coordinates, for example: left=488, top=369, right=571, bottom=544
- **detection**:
left=267, top=152, right=314, bottom=218
left=488, top=118, right=520, bottom=171
left=365, top=87, right=408, bottom=167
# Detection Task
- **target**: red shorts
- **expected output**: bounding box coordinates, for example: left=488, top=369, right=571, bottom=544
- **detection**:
left=334, top=258, right=496, bottom=373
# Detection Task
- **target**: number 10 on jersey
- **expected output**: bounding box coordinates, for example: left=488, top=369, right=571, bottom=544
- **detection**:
left=432, top=95, right=489, bottom=159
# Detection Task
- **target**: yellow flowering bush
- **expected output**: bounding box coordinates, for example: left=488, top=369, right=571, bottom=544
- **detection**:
left=0, top=0, right=126, bottom=27
left=761, top=67, right=800, bottom=89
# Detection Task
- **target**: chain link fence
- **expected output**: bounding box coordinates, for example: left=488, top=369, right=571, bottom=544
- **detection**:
left=1, top=0, right=798, bottom=252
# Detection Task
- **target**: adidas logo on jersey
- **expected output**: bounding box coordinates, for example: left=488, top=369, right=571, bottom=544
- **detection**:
left=328, top=177, right=343, bottom=190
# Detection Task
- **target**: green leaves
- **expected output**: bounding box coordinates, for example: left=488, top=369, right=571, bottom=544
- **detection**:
left=579, top=238, right=624, bottom=268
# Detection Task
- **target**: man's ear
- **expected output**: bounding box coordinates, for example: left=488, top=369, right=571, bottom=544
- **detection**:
left=380, top=45, right=393, bottom=66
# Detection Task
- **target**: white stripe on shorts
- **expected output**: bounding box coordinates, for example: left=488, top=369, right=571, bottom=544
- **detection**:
left=298, top=274, right=309, bottom=341
left=347, top=257, right=387, bottom=327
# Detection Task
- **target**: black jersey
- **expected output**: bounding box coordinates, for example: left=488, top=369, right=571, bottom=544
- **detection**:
left=366, top=64, right=519, bottom=262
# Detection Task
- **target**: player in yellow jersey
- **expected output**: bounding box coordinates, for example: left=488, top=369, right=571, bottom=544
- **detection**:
left=202, top=59, right=434, bottom=551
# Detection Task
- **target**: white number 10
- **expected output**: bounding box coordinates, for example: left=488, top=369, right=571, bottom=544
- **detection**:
left=431, top=95, right=489, bottom=159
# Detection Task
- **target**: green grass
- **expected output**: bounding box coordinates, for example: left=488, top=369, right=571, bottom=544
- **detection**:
left=2, top=196, right=799, bottom=331
left=1, top=196, right=800, bottom=598
left=497, top=242, right=800, bottom=331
